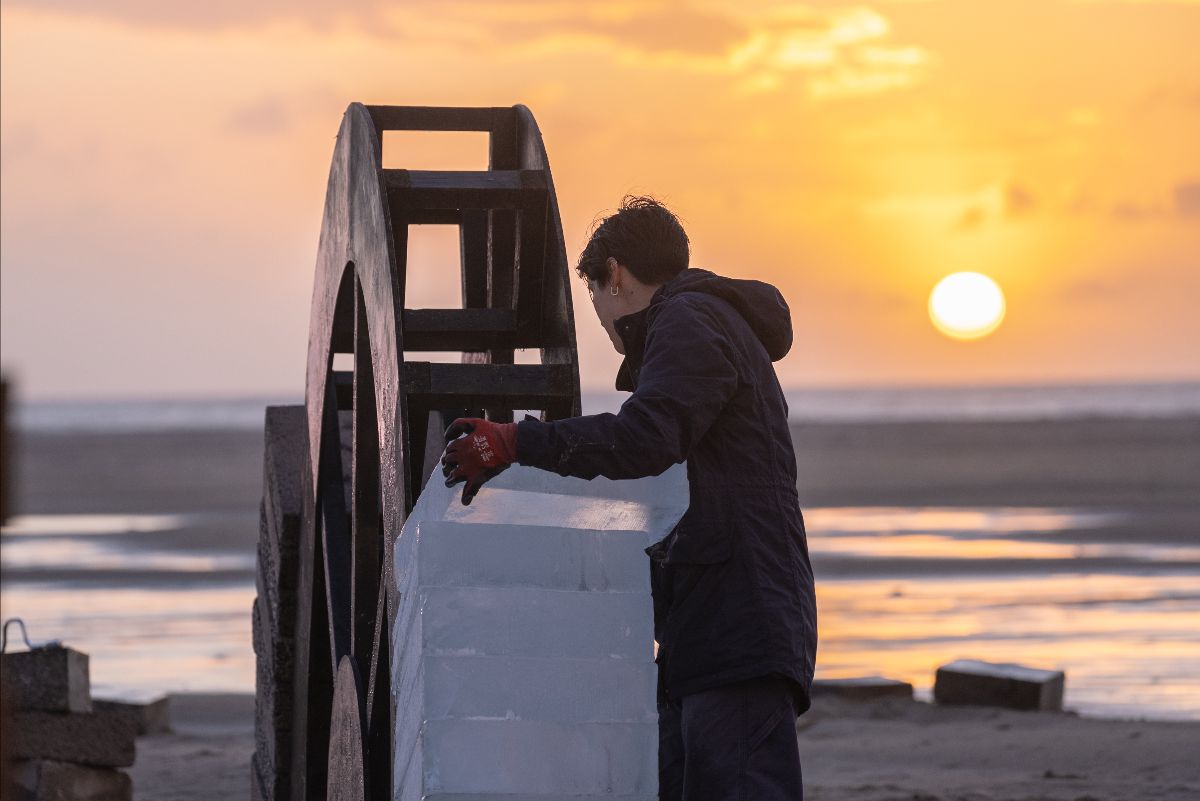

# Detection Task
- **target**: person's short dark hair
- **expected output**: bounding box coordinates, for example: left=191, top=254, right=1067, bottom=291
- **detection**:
left=576, top=195, right=690, bottom=288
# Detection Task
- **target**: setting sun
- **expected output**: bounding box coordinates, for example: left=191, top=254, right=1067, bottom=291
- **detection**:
left=928, top=272, right=1006, bottom=341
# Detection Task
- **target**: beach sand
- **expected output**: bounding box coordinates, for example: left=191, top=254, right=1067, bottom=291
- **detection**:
left=131, top=691, right=1200, bottom=800
left=128, top=694, right=253, bottom=801
left=798, top=694, right=1200, bottom=800
left=5, top=414, right=1199, bottom=798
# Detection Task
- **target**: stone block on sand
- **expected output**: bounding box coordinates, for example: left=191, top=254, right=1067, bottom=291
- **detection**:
left=1, top=646, right=91, bottom=714
left=10, top=712, right=137, bottom=768
left=934, top=658, right=1065, bottom=711
left=93, top=692, right=170, bottom=736
left=812, top=676, right=914, bottom=701
left=8, top=759, right=132, bottom=801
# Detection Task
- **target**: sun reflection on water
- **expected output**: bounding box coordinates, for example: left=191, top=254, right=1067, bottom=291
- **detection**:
left=814, top=573, right=1200, bottom=719
left=1, top=504, right=1195, bottom=720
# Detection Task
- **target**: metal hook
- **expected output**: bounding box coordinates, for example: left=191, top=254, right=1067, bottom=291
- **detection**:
left=1, top=618, right=61, bottom=653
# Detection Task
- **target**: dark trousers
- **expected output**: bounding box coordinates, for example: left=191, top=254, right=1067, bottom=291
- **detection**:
left=657, top=672, right=804, bottom=800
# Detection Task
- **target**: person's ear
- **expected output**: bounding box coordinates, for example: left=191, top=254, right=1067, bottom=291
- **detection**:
left=607, top=257, right=621, bottom=290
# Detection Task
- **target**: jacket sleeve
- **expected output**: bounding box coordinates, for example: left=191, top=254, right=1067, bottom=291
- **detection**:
left=516, top=296, right=740, bottom=480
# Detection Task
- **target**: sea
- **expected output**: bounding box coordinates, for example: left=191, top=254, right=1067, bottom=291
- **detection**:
left=2, top=380, right=1198, bottom=720
left=11, top=380, right=1200, bottom=431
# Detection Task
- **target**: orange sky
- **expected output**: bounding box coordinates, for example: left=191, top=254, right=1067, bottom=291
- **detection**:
left=1, top=0, right=1198, bottom=399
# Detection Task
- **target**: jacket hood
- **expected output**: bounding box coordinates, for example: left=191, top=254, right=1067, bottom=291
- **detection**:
left=657, top=268, right=793, bottom=361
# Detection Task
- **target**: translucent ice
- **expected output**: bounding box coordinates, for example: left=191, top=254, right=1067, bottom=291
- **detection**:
left=391, top=462, right=687, bottom=800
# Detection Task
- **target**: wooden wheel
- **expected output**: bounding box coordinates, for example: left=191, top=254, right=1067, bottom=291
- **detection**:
left=271, top=103, right=581, bottom=801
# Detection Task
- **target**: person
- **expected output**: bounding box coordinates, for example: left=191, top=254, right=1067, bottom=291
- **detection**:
left=440, top=195, right=817, bottom=800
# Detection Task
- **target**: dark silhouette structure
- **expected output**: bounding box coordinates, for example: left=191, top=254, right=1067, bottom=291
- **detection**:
left=253, top=104, right=582, bottom=801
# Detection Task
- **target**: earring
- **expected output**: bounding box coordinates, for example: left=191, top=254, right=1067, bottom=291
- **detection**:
left=610, top=284, right=619, bottom=296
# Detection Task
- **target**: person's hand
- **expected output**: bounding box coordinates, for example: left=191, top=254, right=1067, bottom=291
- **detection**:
left=441, top=418, right=518, bottom=505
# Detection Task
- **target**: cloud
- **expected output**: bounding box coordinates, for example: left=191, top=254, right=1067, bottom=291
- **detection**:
left=1055, top=278, right=1124, bottom=302
left=1109, top=200, right=1172, bottom=220
left=1055, top=260, right=1197, bottom=306
left=3, top=0, right=933, bottom=100
left=950, top=180, right=1199, bottom=227
left=0, top=124, right=42, bottom=169
left=1108, top=184, right=1200, bottom=221
left=427, top=3, right=934, bottom=100
left=0, top=0, right=394, bottom=32
left=945, top=180, right=1038, bottom=230
left=226, top=96, right=291, bottom=135
left=526, top=4, right=751, bottom=59
left=1172, top=181, right=1200, bottom=217
left=954, top=205, right=985, bottom=230
left=1069, top=0, right=1200, bottom=5
left=728, top=6, right=935, bottom=98
left=1004, top=183, right=1037, bottom=217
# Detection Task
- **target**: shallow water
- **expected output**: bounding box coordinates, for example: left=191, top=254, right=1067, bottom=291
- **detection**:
left=13, top=381, right=1200, bottom=432
left=2, top=505, right=1197, bottom=719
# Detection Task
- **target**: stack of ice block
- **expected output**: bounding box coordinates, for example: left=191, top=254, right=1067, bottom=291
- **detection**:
left=392, top=463, right=688, bottom=801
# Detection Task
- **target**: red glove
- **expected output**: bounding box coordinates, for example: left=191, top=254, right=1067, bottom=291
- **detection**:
left=441, top=418, right=518, bottom=505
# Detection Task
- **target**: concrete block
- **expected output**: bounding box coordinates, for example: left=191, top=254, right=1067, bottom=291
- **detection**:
left=10, top=712, right=136, bottom=767
left=812, top=676, right=914, bottom=701
left=92, top=692, right=170, bottom=736
left=9, top=759, right=132, bottom=801
left=934, top=659, right=1065, bottom=711
left=0, top=646, right=91, bottom=714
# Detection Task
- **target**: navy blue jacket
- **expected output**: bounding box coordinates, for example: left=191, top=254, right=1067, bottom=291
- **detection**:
left=517, top=268, right=818, bottom=711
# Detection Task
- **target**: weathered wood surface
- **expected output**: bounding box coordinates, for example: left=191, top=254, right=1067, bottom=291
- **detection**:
left=275, top=102, right=581, bottom=800
left=252, top=405, right=306, bottom=801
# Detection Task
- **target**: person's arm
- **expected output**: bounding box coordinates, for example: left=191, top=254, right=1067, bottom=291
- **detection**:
left=517, top=295, right=741, bottom=480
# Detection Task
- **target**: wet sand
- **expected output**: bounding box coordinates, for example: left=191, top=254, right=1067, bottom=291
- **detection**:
left=5, top=414, right=1200, bottom=798
left=798, top=695, right=1200, bottom=800
left=8, top=416, right=1198, bottom=584
left=129, top=694, right=253, bottom=801
left=9, top=414, right=1199, bottom=515
left=131, top=691, right=1200, bottom=800
left=792, top=415, right=1200, bottom=508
